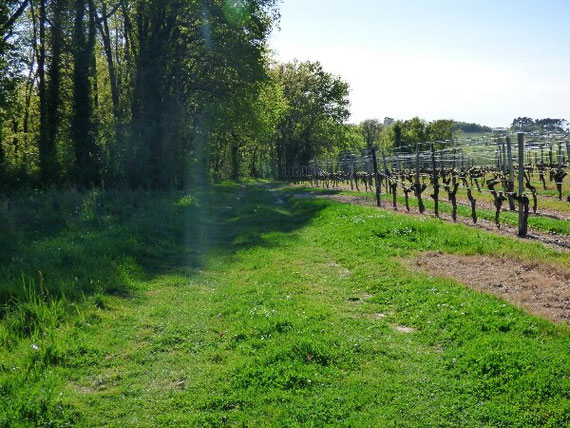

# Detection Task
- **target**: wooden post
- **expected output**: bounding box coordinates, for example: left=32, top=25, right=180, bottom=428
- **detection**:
left=497, top=142, right=503, bottom=171
left=506, top=136, right=516, bottom=211
left=518, top=133, right=527, bottom=237
left=431, top=142, right=439, bottom=218
left=415, top=142, right=420, bottom=187
left=371, top=149, right=382, bottom=207
left=382, top=149, right=389, bottom=192
left=549, top=144, right=553, bottom=167
left=414, top=142, right=425, bottom=213
left=502, top=140, right=507, bottom=174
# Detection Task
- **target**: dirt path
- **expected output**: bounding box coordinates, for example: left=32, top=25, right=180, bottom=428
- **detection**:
left=406, top=252, right=570, bottom=323
left=451, top=193, right=570, bottom=222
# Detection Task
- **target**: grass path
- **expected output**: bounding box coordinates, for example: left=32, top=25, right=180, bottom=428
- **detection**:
left=2, top=184, right=570, bottom=426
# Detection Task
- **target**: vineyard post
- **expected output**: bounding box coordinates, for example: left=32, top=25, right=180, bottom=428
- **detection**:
left=431, top=142, right=439, bottom=218
left=415, top=142, right=420, bottom=186
left=518, top=133, right=528, bottom=237
left=414, top=142, right=426, bottom=213
left=496, top=142, right=503, bottom=171
left=502, top=140, right=507, bottom=174
left=506, top=136, right=516, bottom=211
left=382, top=149, right=389, bottom=192
left=350, top=159, right=354, bottom=190
left=314, top=158, right=319, bottom=187
left=549, top=144, right=553, bottom=167
left=371, top=148, right=382, bottom=207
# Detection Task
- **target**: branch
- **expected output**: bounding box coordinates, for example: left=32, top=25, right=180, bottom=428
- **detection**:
left=1, top=0, right=30, bottom=35
left=94, top=1, right=121, bottom=24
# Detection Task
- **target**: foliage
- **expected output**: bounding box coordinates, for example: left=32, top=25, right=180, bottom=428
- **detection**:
left=511, top=117, right=568, bottom=132
left=272, top=60, right=350, bottom=176
left=452, top=121, right=493, bottom=134
left=359, top=119, right=382, bottom=150
left=0, top=0, right=280, bottom=188
left=378, top=117, right=455, bottom=152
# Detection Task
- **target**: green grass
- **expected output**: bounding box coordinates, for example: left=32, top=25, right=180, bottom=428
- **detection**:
left=325, top=187, right=570, bottom=236
left=1, top=183, right=570, bottom=426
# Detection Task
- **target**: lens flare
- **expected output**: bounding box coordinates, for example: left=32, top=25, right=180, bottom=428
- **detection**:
left=223, top=0, right=251, bottom=26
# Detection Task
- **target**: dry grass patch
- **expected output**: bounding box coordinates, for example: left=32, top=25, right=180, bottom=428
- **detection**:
left=407, top=251, right=570, bottom=323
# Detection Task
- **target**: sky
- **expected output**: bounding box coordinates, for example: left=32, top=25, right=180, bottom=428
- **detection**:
left=269, top=0, right=570, bottom=127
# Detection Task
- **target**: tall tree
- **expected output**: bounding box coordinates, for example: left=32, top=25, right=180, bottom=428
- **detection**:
left=360, top=119, right=382, bottom=150
left=1, top=0, right=281, bottom=187
left=273, top=61, right=350, bottom=176
left=72, top=0, right=100, bottom=187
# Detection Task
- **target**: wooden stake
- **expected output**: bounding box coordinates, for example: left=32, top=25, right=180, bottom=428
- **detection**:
left=431, top=142, right=439, bottom=218
left=506, top=136, right=516, bottom=211
left=371, top=149, right=381, bottom=207
left=518, top=133, right=528, bottom=237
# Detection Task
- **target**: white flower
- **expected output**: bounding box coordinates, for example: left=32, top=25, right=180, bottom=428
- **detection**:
left=31, top=344, right=39, bottom=351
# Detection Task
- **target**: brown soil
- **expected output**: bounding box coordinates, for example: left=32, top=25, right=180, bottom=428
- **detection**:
left=406, top=251, right=570, bottom=323
left=452, top=194, right=570, bottom=222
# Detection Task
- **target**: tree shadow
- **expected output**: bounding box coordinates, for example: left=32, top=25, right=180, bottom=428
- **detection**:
left=0, top=183, right=327, bottom=315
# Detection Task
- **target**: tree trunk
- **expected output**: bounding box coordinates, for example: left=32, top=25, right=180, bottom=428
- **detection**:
left=37, top=0, right=51, bottom=183
left=43, top=0, right=64, bottom=183
left=97, top=2, right=119, bottom=116
left=72, top=0, right=99, bottom=187
left=231, top=139, right=240, bottom=181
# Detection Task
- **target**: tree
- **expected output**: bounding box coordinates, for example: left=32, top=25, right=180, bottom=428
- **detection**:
left=403, top=117, right=427, bottom=145
left=273, top=60, right=350, bottom=176
left=511, top=117, right=535, bottom=132
left=451, top=121, right=492, bottom=134
left=359, top=119, right=382, bottom=150
left=0, top=0, right=284, bottom=187
left=72, top=0, right=100, bottom=187
left=0, top=1, right=31, bottom=173
left=426, top=119, right=454, bottom=142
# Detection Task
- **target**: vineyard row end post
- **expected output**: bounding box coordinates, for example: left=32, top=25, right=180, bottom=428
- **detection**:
left=371, top=148, right=382, bottom=207
left=506, top=136, right=516, bottom=211
left=431, top=142, right=439, bottom=218
left=518, top=133, right=528, bottom=237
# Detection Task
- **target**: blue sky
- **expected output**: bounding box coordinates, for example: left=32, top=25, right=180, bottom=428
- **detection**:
left=269, top=0, right=570, bottom=126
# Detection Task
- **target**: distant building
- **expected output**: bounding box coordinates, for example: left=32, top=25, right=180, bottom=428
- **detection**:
left=492, top=127, right=508, bottom=133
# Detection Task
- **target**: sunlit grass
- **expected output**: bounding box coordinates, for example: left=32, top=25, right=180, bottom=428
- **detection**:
left=1, top=184, right=569, bottom=426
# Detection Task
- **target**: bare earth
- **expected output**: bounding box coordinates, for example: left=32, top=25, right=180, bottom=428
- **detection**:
left=407, top=251, right=570, bottom=324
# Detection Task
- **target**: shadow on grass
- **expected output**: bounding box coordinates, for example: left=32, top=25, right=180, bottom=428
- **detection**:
left=0, top=183, right=326, bottom=328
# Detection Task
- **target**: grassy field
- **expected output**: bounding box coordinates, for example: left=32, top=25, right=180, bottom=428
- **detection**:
left=1, top=183, right=570, bottom=426
left=315, top=185, right=570, bottom=236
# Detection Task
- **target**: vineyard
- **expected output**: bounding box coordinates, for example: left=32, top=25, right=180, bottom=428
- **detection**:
left=285, top=133, right=570, bottom=244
